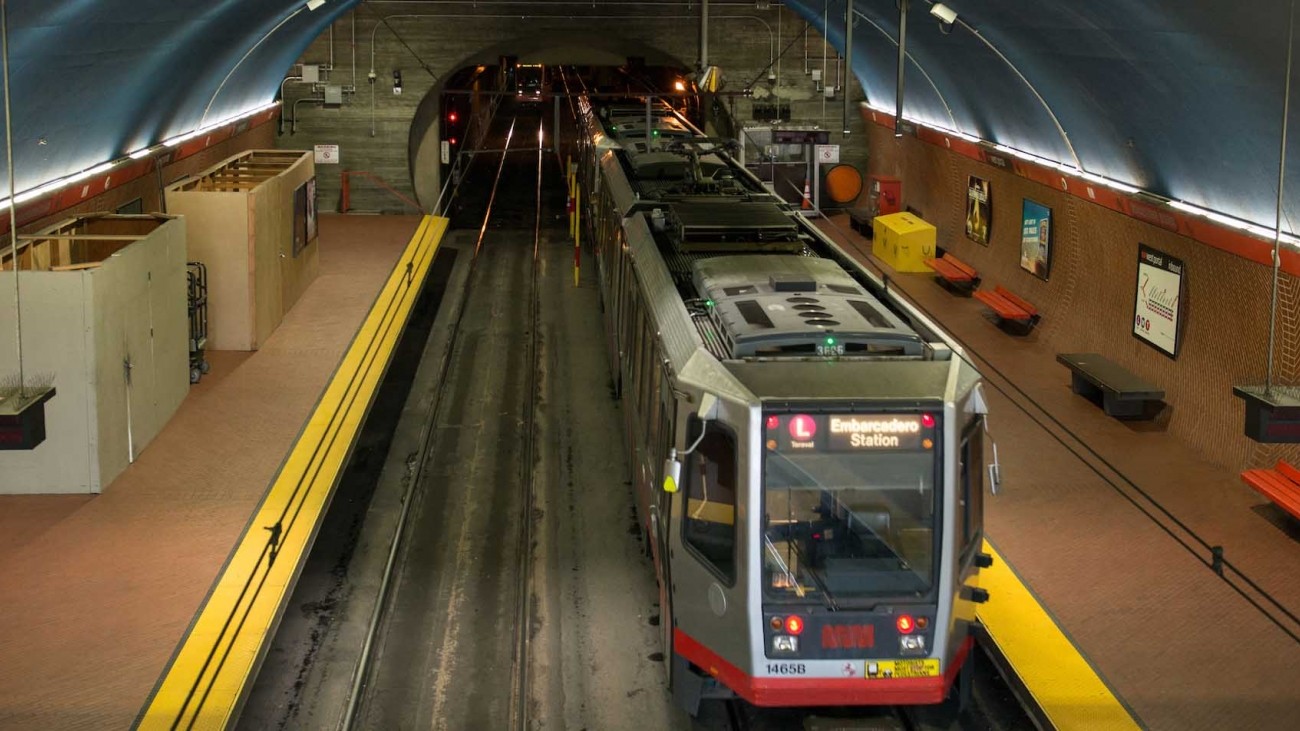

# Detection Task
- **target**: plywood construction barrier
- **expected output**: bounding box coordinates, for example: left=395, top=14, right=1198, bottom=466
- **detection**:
left=0, top=214, right=189, bottom=494
left=165, top=150, right=319, bottom=351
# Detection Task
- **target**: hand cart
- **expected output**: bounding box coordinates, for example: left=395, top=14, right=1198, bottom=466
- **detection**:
left=187, top=261, right=210, bottom=384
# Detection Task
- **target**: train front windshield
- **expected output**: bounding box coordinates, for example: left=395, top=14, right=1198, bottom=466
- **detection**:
left=762, top=412, right=939, bottom=604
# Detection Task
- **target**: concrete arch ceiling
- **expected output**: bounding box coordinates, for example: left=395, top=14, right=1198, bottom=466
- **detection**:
left=786, top=0, right=1300, bottom=234
left=3, top=0, right=1299, bottom=235
left=0, top=0, right=357, bottom=199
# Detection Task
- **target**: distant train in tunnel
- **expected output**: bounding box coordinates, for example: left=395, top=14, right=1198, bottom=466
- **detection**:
left=515, top=63, right=546, bottom=103
left=573, top=89, right=996, bottom=716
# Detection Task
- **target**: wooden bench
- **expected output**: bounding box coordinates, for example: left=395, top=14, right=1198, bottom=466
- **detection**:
left=973, top=285, right=1040, bottom=334
left=923, top=253, right=980, bottom=294
left=1056, top=352, right=1165, bottom=419
left=1241, top=461, right=1300, bottom=520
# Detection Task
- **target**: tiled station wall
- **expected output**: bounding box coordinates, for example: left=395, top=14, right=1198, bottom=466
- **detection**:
left=862, top=124, right=1300, bottom=471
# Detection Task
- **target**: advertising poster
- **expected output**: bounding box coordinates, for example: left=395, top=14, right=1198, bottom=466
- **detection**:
left=1133, top=244, right=1185, bottom=358
left=1019, top=199, right=1052, bottom=280
left=306, top=177, right=318, bottom=243
left=966, top=176, right=990, bottom=245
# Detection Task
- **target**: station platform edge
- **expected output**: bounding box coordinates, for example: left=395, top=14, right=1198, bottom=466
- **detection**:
left=134, top=215, right=448, bottom=730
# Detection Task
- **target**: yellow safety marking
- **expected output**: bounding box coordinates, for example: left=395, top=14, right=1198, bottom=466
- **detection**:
left=137, top=216, right=449, bottom=731
left=977, top=540, right=1141, bottom=730
left=865, top=658, right=940, bottom=679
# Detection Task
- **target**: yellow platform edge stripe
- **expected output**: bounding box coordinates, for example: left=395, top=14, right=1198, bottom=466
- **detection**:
left=977, top=539, right=1142, bottom=731
left=136, top=215, right=448, bottom=731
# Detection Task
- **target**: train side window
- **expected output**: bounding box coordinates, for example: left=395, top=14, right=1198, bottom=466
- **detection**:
left=682, top=416, right=738, bottom=584
left=959, top=418, right=985, bottom=562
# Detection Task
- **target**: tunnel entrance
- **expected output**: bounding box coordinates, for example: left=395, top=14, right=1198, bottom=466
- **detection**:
left=407, top=34, right=692, bottom=211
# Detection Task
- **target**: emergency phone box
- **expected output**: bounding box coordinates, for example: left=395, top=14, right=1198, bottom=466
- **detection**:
left=872, top=212, right=936, bottom=273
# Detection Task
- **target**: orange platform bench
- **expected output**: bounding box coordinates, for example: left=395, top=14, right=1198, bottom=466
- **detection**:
left=923, top=253, right=980, bottom=294
left=1241, top=460, right=1300, bottom=520
left=974, top=285, right=1040, bottom=335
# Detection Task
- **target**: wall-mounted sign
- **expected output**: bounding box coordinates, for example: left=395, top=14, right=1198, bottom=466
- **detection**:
left=313, top=144, right=339, bottom=164
left=1133, top=244, right=1185, bottom=358
left=966, top=176, right=990, bottom=245
left=815, top=144, right=840, bottom=164
left=1019, top=199, right=1052, bottom=280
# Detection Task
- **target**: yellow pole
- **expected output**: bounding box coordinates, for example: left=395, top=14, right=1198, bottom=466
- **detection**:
left=573, top=188, right=581, bottom=286
left=568, top=172, right=576, bottom=239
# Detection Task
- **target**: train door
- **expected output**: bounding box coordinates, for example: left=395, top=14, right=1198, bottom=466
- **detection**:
left=664, top=394, right=750, bottom=712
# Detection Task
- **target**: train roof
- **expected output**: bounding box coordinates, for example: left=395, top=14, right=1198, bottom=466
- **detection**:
left=691, top=255, right=925, bottom=359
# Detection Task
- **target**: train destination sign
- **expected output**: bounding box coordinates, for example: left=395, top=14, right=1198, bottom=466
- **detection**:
left=827, top=415, right=923, bottom=451
left=770, top=413, right=929, bottom=452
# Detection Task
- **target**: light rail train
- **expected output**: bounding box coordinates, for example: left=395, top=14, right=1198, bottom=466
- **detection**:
left=575, top=93, right=997, bottom=715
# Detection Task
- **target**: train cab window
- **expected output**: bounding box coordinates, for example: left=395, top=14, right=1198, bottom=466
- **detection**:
left=762, top=412, right=939, bottom=603
left=960, top=419, right=985, bottom=561
left=682, top=416, right=738, bottom=584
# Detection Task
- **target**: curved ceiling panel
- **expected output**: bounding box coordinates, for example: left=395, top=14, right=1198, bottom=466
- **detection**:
left=786, top=0, right=1300, bottom=233
left=0, top=0, right=358, bottom=198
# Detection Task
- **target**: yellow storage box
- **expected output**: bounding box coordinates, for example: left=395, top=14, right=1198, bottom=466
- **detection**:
left=872, top=212, right=937, bottom=272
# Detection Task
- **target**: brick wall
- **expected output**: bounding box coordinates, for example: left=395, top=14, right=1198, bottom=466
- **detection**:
left=864, top=124, right=1300, bottom=471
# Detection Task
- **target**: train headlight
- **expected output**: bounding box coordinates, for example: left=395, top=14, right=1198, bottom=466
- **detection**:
left=772, top=635, right=799, bottom=653
left=899, top=635, right=926, bottom=654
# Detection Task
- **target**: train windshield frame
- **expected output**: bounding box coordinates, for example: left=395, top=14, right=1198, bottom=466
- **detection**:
left=760, top=411, right=941, bottom=607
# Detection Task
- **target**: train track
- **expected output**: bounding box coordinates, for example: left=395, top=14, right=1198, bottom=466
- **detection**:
left=338, top=106, right=548, bottom=731
left=508, top=115, right=546, bottom=731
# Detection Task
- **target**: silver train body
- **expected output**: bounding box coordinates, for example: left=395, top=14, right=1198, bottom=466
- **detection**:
left=574, top=97, right=992, bottom=712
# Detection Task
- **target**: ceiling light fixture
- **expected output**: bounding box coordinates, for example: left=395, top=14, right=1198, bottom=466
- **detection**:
left=930, top=2, right=957, bottom=33
left=306, top=0, right=326, bottom=11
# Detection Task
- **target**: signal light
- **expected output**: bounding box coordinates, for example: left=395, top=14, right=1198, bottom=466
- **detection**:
left=784, top=615, right=804, bottom=635
left=766, top=415, right=780, bottom=430
left=921, top=413, right=936, bottom=428
left=896, top=614, right=915, bottom=634
left=447, top=111, right=458, bottom=123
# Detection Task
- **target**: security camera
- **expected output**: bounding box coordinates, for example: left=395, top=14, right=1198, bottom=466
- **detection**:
left=930, top=3, right=958, bottom=25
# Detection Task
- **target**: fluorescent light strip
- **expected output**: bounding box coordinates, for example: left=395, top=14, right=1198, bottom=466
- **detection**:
left=1169, top=200, right=1300, bottom=246
left=1, top=100, right=279, bottom=208
left=862, top=98, right=1300, bottom=250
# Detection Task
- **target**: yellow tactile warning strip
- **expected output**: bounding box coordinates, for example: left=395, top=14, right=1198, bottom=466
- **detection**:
left=136, top=215, right=448, bottom=731
left=978, top=539, right=1142, bottom=730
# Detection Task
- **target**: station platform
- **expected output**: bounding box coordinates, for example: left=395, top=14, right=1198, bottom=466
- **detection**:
left=0, top=213, right=442, bottom=730
left=818, top=213, right=1300, bottom=730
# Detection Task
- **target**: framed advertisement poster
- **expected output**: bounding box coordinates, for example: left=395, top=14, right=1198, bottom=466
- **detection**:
left=1019, top=199, right=1051, bottom=280
left=1133, top=244, right=1185, bottom=358
left=292, top=182, right=307, bottom=257
left=966, top=176, right=990, bottom=245
left=306, top=177, right=318, bottom=243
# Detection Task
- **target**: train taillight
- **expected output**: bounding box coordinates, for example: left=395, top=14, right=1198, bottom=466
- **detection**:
left=921, top=413, right=936, bottom=428
left=765, top=415, right=780, bottom=430
left=784, top=615, right=804, bottom=635
left=896, top=614, right=915, bottom=634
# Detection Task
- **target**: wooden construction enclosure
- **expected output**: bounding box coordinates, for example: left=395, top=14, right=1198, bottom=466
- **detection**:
left=0, top=214, right=189, bottom=494
left=164, top=149, right=319, bottom=351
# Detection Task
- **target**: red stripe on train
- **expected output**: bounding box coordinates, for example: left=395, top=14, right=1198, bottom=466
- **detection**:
left=673, top=628, right=973, bottom=707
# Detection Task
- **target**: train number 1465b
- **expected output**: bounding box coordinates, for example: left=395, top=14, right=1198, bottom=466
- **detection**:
left=766, top=663, right=807, bottom=675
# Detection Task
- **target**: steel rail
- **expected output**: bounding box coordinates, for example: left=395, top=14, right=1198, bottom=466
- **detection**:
left=339, top=115, right=521, bottom=731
